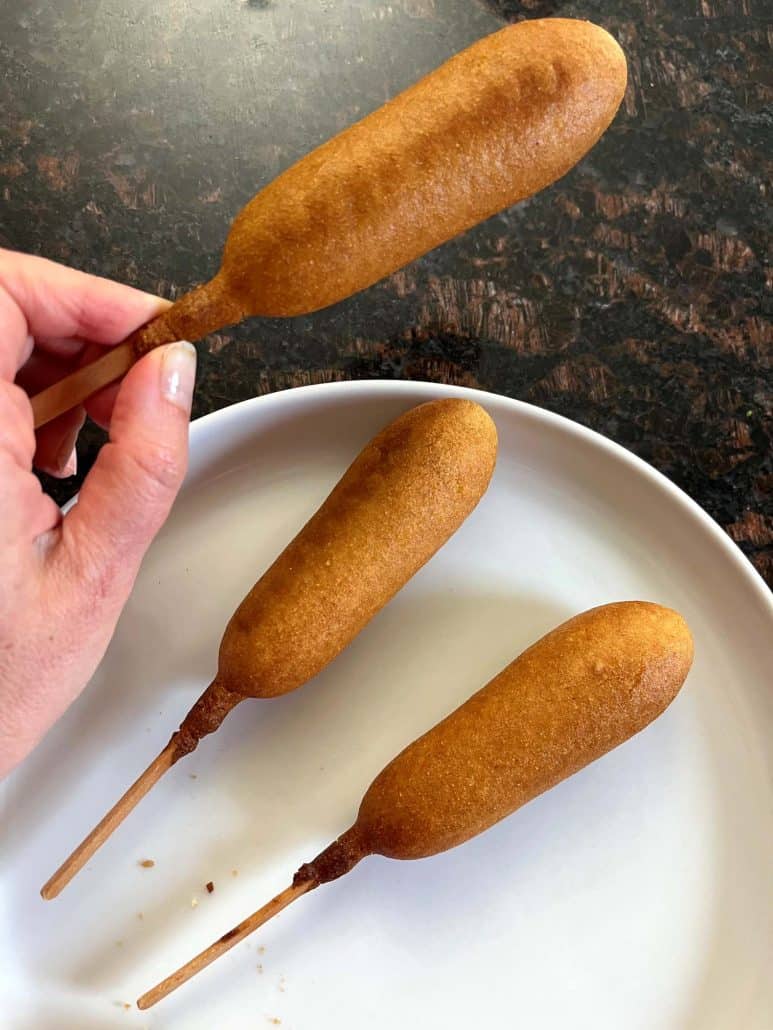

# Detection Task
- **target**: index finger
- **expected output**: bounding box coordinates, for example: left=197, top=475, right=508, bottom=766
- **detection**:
left=0, top=248, right=170, bottom=380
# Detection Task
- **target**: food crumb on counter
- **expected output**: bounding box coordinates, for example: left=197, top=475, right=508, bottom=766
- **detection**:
left=257, top=945, right=266, bottom=954
left=267, top=1019, right=281, bottom=1026
left=257, top=963, right=263, bottom=974
left=189, top=773, right=197, bottom=779
left=206, top=881, right=214, bottom=893
left=137, top=912, right=144, bottom=920
left=231, top=868, right=239, bottom=876
left=138, top=859, right=155, bottom=868
left=191, top=897, right=199, bottom=908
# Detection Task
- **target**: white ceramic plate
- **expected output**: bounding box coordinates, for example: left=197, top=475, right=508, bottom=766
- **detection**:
left=2, top=381, right=772, bottom=1030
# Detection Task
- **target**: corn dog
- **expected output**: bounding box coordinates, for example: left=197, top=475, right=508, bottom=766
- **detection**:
left=41, top=398, right=497, bottom=898
left=139, top=601, right=693, bottom=1009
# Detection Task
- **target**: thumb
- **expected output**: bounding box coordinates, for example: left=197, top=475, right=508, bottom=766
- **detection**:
left=59, top=341, right=196, bottom=604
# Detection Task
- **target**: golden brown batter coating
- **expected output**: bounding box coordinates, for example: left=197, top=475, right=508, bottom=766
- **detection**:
left=173, top=398, right=497, bottom=754
left=297, top=602, right=693, bottom=882
left=131, top=19, right=627, bottom=350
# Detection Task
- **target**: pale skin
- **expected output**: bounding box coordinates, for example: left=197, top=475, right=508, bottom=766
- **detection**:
left=0, top=249, right=197, bottom=778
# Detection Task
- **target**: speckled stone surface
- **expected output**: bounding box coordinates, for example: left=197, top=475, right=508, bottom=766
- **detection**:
left=1, top=0, right=770, bottom=583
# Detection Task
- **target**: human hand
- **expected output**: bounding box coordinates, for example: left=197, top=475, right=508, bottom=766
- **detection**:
left=0, top=249, right=196, bottom=777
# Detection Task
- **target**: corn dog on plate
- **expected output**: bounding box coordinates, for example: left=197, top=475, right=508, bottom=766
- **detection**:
left=3, top=380, right=771, bottom=1029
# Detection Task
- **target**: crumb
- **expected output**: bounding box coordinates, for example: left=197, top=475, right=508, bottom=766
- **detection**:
left=279, top=976, right=286, bottom=993
left=257, top=963, right=263, bottom=974
left=189, top=773, right=197, bottom=779
left=257, top=945, right=266, bottom=954
left=267, top=1020, right=281, bottom=1026
left=231, top=868, right=239, bottom=877
left=137, top=912, right=144, bottom=920
left=191, top=897, right=199, bottom=908
left=124, top=1003, right=131, bottom=1010
left=138, top=859, right=155, bottom=869
left=206, top=881, right=214, bottom=893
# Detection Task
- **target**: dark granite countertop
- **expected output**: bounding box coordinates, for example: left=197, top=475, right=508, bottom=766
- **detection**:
left=1, top=0, right=770, bottom=583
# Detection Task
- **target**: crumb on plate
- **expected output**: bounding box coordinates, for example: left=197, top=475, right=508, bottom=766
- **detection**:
left=206, top=881, right=214, bottom=893
left=138, top=859, right=155, bottom=869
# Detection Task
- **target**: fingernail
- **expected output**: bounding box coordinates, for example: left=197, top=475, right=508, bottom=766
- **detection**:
left=160, top=341, right=196, bottom=412
left=53, top=416, right=84, bottom=477
left=21, top=333, right=34, bottom=366
left=61, top=448, right=77, bottom=477
left=47, top=445, right=77, bottom=479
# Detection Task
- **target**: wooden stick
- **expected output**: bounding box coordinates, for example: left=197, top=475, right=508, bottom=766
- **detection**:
left=41, top=740, right=176, bottom=900
left=137, top=879, right=314, bottom=1010
left=31, top=342, right=136, bottom=429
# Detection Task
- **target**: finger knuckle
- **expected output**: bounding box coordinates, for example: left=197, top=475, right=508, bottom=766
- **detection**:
left=126, top=442, right=186, bottom=495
